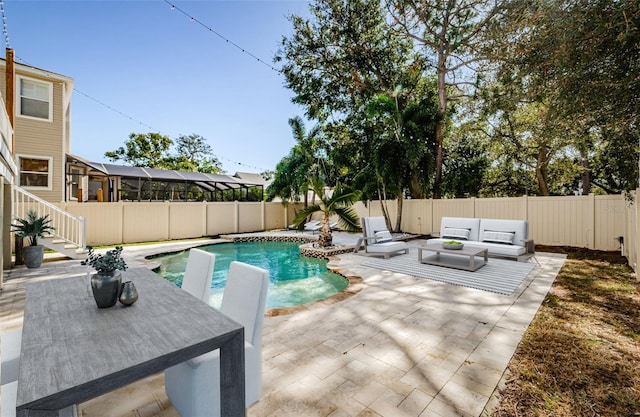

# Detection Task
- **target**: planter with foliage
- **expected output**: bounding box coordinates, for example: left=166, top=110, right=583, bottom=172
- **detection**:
left=82, top=246, right=128, bottom=308
left=11, top=210, right=55, bottom=268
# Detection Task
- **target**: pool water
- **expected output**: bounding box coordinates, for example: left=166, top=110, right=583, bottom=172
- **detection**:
left=154, top=241, right=348, bottom=309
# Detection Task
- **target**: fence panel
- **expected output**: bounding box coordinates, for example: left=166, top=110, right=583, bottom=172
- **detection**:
left=206, top=203, right=236, bottom=235
left=594, top=195, right=626, bottom=252
left=63, top=202, right=123, bottom=246
left=265, top=202, right=286, bottom=230
left=122, top=203, right=169, bottom=244
left=238, top=203, right=263, bottom=233
left=401, top=199, right=433, bottom=235
left=628, top=192, right=639, bottom=272
left=432, top=198, right=475, bottom=234
left=527, top=196, right=595, bottom=248
left=169, top=203, right=206, bottom=240
left=474, top=197, right=527, bottom=220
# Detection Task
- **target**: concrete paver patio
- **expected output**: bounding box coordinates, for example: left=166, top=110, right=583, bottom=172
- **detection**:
left=0, top=235, right=565, bottom=417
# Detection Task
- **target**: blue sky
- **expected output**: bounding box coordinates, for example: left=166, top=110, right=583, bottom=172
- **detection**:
left=4, top=0, right=310, bottom=174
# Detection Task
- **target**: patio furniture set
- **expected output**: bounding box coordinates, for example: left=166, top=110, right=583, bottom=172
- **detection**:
left=356, top=216, right=534, bottom=270
left=1, top=249, right=269, bottom=417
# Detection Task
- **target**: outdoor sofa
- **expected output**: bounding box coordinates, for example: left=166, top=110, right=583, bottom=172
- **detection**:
left=427, top=217, right=534, bottom=261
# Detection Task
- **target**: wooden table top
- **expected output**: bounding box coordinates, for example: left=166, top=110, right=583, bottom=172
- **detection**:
left=17, top=267, right=244, bottom=416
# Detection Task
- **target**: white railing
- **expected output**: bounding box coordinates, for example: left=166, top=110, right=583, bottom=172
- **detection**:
left=12, top=185, right=86, bottom=249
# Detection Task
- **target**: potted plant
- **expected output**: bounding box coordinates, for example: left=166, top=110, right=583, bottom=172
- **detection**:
left=11, top=210, right=55, bottom=268
left=82, top=246, right=128, bottom=308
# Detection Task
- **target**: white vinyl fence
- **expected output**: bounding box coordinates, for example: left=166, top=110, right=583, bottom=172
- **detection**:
left=47, top=193, right=638, bottom=273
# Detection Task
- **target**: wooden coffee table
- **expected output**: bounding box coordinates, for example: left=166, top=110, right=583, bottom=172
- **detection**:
left=418, top=242, right=488, bottom=271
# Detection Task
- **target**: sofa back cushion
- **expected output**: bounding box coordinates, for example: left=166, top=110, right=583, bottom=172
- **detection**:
left=440, top=217, right=481, bottom=241
left=479, top=218, right=528, bottom=246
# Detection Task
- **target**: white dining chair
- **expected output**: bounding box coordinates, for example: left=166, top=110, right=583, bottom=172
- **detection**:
left=180, top=248, right=216, bottom=303
left=1, top=328, right=22, bottom=385
left=164, top=261, right=270, bottom=417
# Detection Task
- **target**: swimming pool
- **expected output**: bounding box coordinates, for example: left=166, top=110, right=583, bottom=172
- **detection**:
left=153, top=241, right=348, bottom=309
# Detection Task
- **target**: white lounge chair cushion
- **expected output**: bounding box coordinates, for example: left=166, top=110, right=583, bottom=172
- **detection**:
left=1, top=328, right=22, bottom=385
left=374, top=230, right=392, bottom=243
left=366, top=241, right=407, bottom=254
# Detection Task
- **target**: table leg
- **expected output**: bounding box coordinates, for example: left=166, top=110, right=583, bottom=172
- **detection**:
left=219, top=329, right=246, bottom=417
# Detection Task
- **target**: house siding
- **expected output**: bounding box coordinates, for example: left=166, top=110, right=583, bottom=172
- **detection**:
left=0, top=64, right=72, bottom=203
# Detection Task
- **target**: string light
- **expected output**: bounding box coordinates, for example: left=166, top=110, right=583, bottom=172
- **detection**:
left=163, top=0, right=279, bottom=73
left=0, top=0, right=11, bottom=49
left=13, top=53, right=270, bottom=172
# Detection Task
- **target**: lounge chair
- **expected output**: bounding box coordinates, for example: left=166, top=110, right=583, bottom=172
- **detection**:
left=355, top=216, right=409, bottom=259
left=303, top=220, right=322, bottom=234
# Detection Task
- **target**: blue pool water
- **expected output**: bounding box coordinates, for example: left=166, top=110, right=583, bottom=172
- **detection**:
left=153, top=241, right=348, bottom=309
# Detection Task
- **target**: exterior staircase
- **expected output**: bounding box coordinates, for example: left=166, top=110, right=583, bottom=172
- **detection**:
left=12, top=185, right=87, bottom=259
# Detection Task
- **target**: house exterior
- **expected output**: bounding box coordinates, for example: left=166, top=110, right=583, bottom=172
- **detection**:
left=0, top=89, right=16, bottom=285
left=0, top=57, right=74, bottom=204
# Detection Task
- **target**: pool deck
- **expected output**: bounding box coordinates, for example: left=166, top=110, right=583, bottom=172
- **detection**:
left=0, top=232, right=565, bottom=417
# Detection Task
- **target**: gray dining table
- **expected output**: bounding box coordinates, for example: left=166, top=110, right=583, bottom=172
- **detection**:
left=16, top=267, right=245, bottom=417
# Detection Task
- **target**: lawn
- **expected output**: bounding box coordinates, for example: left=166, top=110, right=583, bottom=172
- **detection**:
left=492, top=247, right=640, bottom=416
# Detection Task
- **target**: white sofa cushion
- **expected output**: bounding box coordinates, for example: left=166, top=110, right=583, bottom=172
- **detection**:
left=482, top=230, right=515, bottom=245
left=440, top=217, right=481, bottom=241
left=480, top=218, right=528, bottom=247
left=442, top=227, right=471, bottom=240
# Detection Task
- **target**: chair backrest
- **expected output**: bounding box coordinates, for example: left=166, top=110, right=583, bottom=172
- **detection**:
left=362, top=217, right=389, bottom=238
left=181, top=248, right=216, bottom=303
left=221, top=261, right=269, bottom=345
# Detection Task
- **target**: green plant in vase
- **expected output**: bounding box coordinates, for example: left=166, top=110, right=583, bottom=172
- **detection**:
left=82, top=246, right=128, bottom=308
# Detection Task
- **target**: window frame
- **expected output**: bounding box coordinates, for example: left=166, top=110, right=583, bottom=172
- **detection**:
left=17, top=75, right=53, bottom=122
left=18, top=155, right=53, bottom=190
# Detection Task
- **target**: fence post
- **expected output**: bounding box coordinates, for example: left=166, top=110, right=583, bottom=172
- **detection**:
left=235, top=201, right=240, bottom=233
left=636, top=189, right=640, bottom=279
left=588, top=193, right=596, bottom=249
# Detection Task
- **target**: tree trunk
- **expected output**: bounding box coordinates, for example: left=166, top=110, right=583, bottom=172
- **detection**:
left=395, top=196, right=403, bottom=232
left=536, top=145, right=550, bottom=196
left=433, top=121, right=445, bottom=199
left=433, top=46, right=447, bottom=199
left=408, top=172, right=424, bottom=199
left=318, top=214, right=333, bottom=247
left=581, top=154, right=591, bottom=195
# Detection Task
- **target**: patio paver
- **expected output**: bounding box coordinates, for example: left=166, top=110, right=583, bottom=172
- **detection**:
left=0, top=235, right=565, bottom=417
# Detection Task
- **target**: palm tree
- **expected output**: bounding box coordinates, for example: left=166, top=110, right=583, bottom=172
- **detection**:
left=293, top=177, right=361, bottom=247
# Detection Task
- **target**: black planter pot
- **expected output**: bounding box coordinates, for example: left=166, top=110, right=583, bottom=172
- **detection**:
left=23, top=245, right=44, bottom=269
left=91, top=271, right=122, bottom=308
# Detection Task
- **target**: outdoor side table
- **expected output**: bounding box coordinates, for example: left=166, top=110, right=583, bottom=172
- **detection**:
left=16, top=267, right=245, bottom=417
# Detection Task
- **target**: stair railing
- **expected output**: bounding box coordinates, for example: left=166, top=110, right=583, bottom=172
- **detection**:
left=12, top=185, right=86, bottom=249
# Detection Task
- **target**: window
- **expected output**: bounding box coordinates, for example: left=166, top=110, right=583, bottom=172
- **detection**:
left=18, top=76, right=52, bottom=121
left=19, top=156, right=52, bottom=189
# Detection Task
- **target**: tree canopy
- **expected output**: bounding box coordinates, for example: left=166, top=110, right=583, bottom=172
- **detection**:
left=270, top=0, right=639, bottom=205
left=105, top=132, right=223, bottom=174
